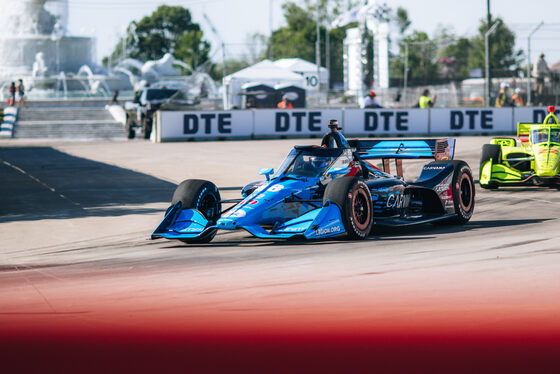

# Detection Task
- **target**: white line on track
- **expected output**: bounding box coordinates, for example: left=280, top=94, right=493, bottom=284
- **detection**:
left=1, top=159, right=81, bottom=207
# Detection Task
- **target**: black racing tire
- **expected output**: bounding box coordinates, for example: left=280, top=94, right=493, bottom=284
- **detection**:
left=479, top=144, right=501, bottom=189
left=323, top=177, right=373, bottom=239
left=432, top=160, right=475, bottom=224
left=125, top=117, right=136, bottom=139
left=142, top=117, right=152, bottom=139
left=172, top=179, right=221, bottom=243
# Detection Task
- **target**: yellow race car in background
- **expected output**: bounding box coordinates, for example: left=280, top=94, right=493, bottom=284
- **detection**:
left=480, top=106, right=560, bottom=188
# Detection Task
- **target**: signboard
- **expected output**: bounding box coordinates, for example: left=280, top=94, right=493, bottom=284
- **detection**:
left=344, top=109, right=429, bottom=136
left=159, top=111, right=253, bottom=140
left=156, top=107, right=560, bottom=142
left=253, top=109, right=343, bottom=136
left=514, top=106, right=560, bottom=125
left=430, top=108, right=513, bottom=134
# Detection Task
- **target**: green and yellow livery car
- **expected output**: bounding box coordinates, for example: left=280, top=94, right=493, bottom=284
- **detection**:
left=479, top=106, right=560, bottom=188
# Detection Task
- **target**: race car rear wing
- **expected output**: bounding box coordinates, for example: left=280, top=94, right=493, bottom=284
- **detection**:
left=348, top=138, right=455, bottom=161
left=517, top=123, right=533, bottom=138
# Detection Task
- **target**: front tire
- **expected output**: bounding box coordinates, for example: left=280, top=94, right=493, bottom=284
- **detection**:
left=323, top=177, right=373, bottom=239
left=172, top=179, right=221, bottom=243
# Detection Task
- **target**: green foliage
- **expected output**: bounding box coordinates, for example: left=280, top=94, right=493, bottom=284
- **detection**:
left=395, top=7, right=411, bottom=34
left=390, top=31, right=440, bottom=84
left=267, top=1, right=351, bottom=86
left=443, top=37, right=472, bottom=80
left=390, top=15, right=523, bottom=85
left=105, top=5, right=211, bottom=72
left=467, top=17, right=523, bottom=77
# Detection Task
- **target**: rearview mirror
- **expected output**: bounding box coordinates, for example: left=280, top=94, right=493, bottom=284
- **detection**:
left=259, top=168, right=274, bottom=181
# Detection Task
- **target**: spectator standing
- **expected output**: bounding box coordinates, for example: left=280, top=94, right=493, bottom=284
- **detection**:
left=533, top=53, right=550, bottom=103
left=362, top=91, right=382, bottom=108
left=16, top=79, right=26, bottom=108
left=512, top=88, right=525, bottom=107
left=7, top=82, right=16, bottom=106
left=495, top=82, right=512, bottom=108
left=110, top=90, right=119, bottom=105
left=277, top=96, right=293, bottom=109
left=418, top=89, right=437, bottom=108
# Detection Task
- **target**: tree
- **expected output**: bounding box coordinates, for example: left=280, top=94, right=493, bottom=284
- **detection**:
left=390, top=31, right=440, bottom=85
left=267, top=1, right=354, bottom=86
left=395, top=7, right=411, bottom=34
left=105, top=5, right=211, bottom=72
left=467, top=17, right=523, bottom=78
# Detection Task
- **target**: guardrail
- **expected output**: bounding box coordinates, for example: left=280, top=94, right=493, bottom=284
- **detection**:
left=0, top=107, right=19, bottom=138
left=153, top=106, right=559, bottom=142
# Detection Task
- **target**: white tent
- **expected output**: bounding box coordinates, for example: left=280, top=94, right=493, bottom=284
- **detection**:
left=223, top=59, right=306, bottom=109
left=273, top=58, right=329, bottom=86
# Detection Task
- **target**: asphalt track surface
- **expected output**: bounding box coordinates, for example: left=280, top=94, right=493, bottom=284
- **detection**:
left=1, top=137, right=559, bottom=373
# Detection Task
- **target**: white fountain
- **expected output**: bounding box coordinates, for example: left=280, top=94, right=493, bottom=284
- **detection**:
left=0, top=0, right=216, bottom=101
left=0, top=0, right=94, bottom=78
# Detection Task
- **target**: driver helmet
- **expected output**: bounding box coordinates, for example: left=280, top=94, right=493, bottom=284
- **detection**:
left=310, top=156, right=328, bottom=170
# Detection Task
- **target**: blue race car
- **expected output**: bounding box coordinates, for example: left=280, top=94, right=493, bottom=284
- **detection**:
left=152, top=130, right=474, bottom=243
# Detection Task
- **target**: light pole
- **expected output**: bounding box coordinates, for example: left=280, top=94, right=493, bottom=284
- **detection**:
left=316, top=0, right=321, bottom=104
left=486, top=0, right=492, bottom=102
left=403, top=43, right=408, bottom=107
left=527, top=21, right=544, bottom=106
left=485, top=20, right=500, bottom=107
left=269, top=0, right=274, bottom=60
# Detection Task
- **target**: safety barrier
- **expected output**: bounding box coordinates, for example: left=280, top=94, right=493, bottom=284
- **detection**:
left=0, top=107, right=18, bottom=138
left=154, top=106, right=559, bottom=142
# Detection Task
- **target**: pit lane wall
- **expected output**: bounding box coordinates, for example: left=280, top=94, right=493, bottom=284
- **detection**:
left=154, top=107, right=559, bottom=142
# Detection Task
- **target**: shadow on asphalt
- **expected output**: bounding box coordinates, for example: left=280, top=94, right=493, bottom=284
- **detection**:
left=373, top=218, right=551, bottom=237
left=0, top=147, right=176, bottom=222
left=156, top=218, right=551, bottom=248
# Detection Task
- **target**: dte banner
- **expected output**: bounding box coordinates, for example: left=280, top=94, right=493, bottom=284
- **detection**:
left=253, top=109, right=343, bottom=136
left=344, top=109, right=428, bottom=135
left=158, top=111, right=253, bottom=140
left=430, top=108, right=513, bottom=134
left=155, top=106, right=556, bottom=142
left=514, top=106, right=560, bottom=125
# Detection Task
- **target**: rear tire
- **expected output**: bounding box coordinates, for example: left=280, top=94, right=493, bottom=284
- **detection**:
left=428, top=161, right=475, bottom=225
left=125, top=117, right=136, bottom=139
left=172, top=179, right=221, bottom=243
left=142, top=116, right=152, bottom=139
left=323, top=177, right=373, bottom=239
left=479, top=144, right=500, bottom=189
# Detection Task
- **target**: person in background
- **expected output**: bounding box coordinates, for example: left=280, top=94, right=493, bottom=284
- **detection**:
left=512, top=88, right=525, bottom=107
left=495, top=82, right=512, bottom=108
left=418, top=89, right=437, bottom=108
left=321, top=119, right=349, bottom=148
left=533, top=53, right=550, bottom=103
left=246, top=96, right=256, bottom=109
left=7, top=82, right=16, bottom=106
left=16, top=79, right=26, bottom=108
left=110, top=90, right=120, bottom=105
left=362, top=91, right=382, bottom=108
left=277, top=96, right=293, bottom=109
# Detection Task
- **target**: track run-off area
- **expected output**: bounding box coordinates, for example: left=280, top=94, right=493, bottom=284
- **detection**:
left=1, top=137, right=559, bottom=373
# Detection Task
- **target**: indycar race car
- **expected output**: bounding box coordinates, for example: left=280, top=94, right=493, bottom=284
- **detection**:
left=152, top=132, right=474, bottom=243
left=479, top=105, right=560, bottom=188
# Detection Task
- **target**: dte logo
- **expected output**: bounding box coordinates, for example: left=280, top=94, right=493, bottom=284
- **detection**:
left=183, top=113, right=232, bottom=134
left=364, top=111, right=409, bottom=131
left=450, top=110, right=493, bottom=130
left=275, top=112, right=323, bottom=132
left=533, top=109, right=560, bottom=123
